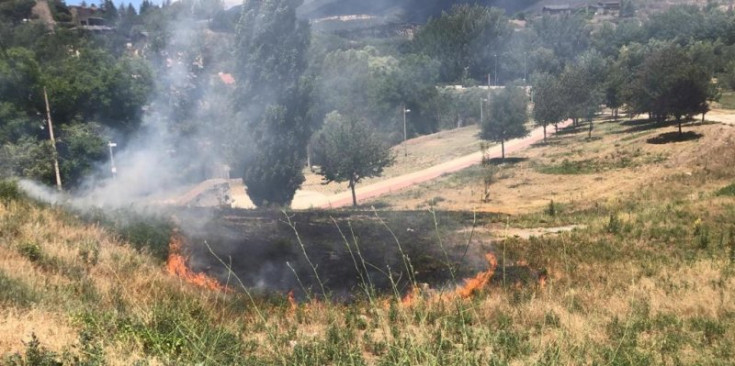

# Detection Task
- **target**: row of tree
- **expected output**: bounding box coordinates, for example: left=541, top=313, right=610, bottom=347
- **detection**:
left=532, top=41, right=718, bottom=140
left=1, top=0, right=734, bottom=207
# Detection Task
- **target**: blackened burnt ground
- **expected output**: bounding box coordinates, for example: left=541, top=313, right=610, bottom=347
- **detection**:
left=175, top=209, right=501, bottom=300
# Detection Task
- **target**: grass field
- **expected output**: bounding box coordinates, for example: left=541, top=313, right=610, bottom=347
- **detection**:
left=370, top=116, right=734, bottom=214
left=1, top=114, right=735, bottom=364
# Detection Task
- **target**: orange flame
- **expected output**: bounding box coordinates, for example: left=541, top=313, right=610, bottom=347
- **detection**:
left=457, top=253, right=497, bottom=298
left=538, top=273, right=547, bottom=289
left=287, top=290, right=298, bottom=312
left=401, top=286, right=420, bottom=306
left=167, top=233, right=229, bottom=292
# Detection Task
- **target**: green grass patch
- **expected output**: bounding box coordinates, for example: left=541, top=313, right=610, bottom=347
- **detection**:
left=0, top=269, right=39, bottom=308
left=0, top=179, right=24, bottom=204
left=535, top=150, right=666, bottom=175
left=79, top=208, right=173, bottom=262
left=717, top=91, right=735, bottom=109
left=535, top=158, right=602, bottom=174
left=716, top=183, right=735, bottom=196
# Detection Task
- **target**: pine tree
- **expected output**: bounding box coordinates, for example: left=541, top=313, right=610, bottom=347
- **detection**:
left=234, top=0, right=312, bottom=207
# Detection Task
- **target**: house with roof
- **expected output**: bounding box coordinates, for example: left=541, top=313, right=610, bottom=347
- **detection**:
left=69, top=5, right=114, bottom=32
left=542, top=4, right=573, bottom=15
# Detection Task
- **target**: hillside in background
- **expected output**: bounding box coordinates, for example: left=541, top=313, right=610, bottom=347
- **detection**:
left=298, top=0, right=541, bottom=22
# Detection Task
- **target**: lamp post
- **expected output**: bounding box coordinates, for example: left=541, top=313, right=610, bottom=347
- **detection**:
left=108, top=141, right=117, bottom=178
left=480, top=98, right=488, bottom=125
left=494, top=53, right=498, bottom=86
left=403, top=105, right=411, bottom=157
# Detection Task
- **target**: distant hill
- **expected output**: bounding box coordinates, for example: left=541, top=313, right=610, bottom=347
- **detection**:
left=298, top=0, right=542, bottom=23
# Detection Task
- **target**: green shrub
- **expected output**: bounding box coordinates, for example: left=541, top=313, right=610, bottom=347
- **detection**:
left=715, top=183, right=735, bottom=196
left=0, top=270, right=38, bottom=307
left=0, top=179, right=24, bottom=203
left=18, top=241, right=43, bottom=262
left=607, top=214, right=621, bottom=234
left=81, top=209, right=173, bottom=262
left=1, top=333, right=61, bottom=366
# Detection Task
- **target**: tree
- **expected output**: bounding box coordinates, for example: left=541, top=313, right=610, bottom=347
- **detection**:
left=531, top=13, right=590, bottom=67
left=558, top=50, right=607, bottom=135
left=314, top=112, right=393, bottom=207
left=481, top=86, right=529, bottom=161
left=234, top=0, right=312, bottom=207
left=620, top=0, right=635, bottom=18
left=531, top=72, right=564, bottom=142
left=102, top=0, right=119, bottom=23
left=411, top=4, right=509, bottom=83
left=604, top=62, right=625, bottom=120
left=632, top=44, right=715, bottom=134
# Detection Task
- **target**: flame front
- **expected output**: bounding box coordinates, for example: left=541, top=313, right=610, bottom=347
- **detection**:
left=167, top=233, right=229, bottom=292
left=457, top=253, right=498, bottom=298
left=401, top=286, right=420, bottom=306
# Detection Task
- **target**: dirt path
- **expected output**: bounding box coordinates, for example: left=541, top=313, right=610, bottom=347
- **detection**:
left=704, top=109, right=735, bottom=126
left=31, top=0, right=56, bottom=30
left=315, top=120, right=573, bottom=209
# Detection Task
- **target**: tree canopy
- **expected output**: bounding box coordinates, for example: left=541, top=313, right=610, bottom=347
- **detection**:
left=531, top=72, right=564, bottom=141
left=313, top=112, right=394, bottom=207
left=234, top=0, right=313, bottom=207
left=481, top=86, right=529, bottom=160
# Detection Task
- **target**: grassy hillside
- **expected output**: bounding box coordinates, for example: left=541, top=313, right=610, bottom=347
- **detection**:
left=1, top=114, right=735, bottom=364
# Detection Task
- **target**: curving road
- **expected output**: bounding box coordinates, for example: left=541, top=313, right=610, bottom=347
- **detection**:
left=309, top=119, right=573, bottom=209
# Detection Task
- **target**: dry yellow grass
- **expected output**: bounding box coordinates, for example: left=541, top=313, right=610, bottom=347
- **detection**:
left=369, top=118, right=735, bottom=214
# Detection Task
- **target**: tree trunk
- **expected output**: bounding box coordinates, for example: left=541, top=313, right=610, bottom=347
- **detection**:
left=543, top=125, right=547, bottom=142
left=677, top=116, right=682, bottom=136
left=588, top=120, right=593, bottom=139
left=350, top=179, right=357, bottom=207
left=702, top=112, right=705, bottom=124
left=554, top=123, right=558, bottom=133
left=306, top=144, right=312, bottom=171
left=501, top=140, right=505, bottom=162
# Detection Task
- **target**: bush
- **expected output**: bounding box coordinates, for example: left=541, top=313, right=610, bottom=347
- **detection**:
left=0, top=270, right=38, bottom=307
left=0, top=179, right=24, bottom=203
left=715, top=183, right=735, bottom=197
left=2, top=333, right=61, bottom=366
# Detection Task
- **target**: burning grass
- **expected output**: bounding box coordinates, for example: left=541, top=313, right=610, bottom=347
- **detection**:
left=166, top=232, right=230, bottom=292
left=1, top=116, right=735, bottom=364
left=456, top=253, right=497, bottom=298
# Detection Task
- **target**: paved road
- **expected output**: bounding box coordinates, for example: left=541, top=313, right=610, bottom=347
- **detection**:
left=314, top=120, right=574, bottom=209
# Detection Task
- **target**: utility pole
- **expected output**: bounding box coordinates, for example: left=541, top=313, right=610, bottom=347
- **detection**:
left=43, top=87, right=62, bottom=191
left=403, top=105, right=411, bottom=157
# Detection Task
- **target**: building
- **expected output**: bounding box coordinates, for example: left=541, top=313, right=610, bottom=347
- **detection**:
left=542, top=4, right=572, bottom=15
left=598, top=1, right=621, bottom=12
left=69, top=5, right=114, bottom=32
left=596, top=1, right=621, bottom=15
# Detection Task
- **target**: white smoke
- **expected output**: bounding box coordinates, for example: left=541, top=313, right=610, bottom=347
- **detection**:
left=21, top=15, right=233, bottom=210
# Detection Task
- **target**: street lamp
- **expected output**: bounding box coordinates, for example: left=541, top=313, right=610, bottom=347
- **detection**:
left=108, top=141, right=117, bottom=178
left=494, top=53, right=498, bottom=86
left=403, top=105, right=411, bottom=157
